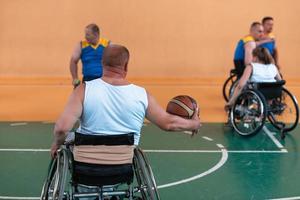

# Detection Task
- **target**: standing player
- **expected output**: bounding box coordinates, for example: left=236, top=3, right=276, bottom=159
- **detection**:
left=70, top=24, right=110, bottom=87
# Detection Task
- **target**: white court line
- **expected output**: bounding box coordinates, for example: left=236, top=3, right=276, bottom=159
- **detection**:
left=0, top=196, right=39, bottom=200
left=145, top=149, right=287, bottom=153
left=183, top=131, right=192, bottom=134
left=10, top=122, right=27, bottom=126
left=157, top=147, right=228, bottom=189
left=267, top=196, right=300, bottom=200
left=202, top=136, right=213, bottom=141
left=263, top=126, right=286, bottom=150
left=0, top=149, right=49, bottom=152
left=0, top=148, right=288, bottom=153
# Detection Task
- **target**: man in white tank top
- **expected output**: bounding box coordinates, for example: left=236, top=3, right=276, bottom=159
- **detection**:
left=51, top=44, right=201, bottom=157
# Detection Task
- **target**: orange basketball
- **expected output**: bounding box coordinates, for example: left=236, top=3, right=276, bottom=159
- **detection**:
left=166, top=95, right=198, bottom=119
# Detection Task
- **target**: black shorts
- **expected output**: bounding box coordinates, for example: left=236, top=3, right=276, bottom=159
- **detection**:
left=233, top=60, right=245, bottom=78
left=83, top=75, right=101, bottom=82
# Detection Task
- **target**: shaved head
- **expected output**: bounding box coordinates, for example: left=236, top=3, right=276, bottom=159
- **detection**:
left=250, top=22, right=264, bottom=41
left=102, top=44, right=130, bottom=68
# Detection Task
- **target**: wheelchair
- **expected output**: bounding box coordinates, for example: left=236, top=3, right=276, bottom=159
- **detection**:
left=222, top=61, right=245, bottom=102
left=229, top=80, right=299, bottom=139
left=222, top=68, right=238, bottom=102
left=40, top=133, right=160, bottom=200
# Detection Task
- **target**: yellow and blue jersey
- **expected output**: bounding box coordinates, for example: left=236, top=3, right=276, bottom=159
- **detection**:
left=259, top=33, right=276, bottom=57
left=81, top=38, right=110, bottom=78
left=233, top=35, right=255, bottom=61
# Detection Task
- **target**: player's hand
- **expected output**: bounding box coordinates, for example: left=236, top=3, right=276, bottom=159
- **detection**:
left=50, top=142, right=60, bottom=158
left=224, top=102, right=232, bottom=112
left=72, top=79, right=81, bottom=89
left=191, top=107, right=201, bottom=137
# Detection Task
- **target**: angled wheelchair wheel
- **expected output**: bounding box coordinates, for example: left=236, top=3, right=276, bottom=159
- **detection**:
left=133, top=148, right=160, bottom=200
left=41, top=158, right=57, bottom=200
left=41, top=147, right=70, bottom=200
left=230, top=89, right=267, bottom=136
left=222, top=73, right=238, bottom=102
left=268, top=88, right=299, bottom=133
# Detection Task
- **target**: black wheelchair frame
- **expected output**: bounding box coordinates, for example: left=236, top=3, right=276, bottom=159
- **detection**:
left=229, top=80, right=299, bottom=139
left=222, top=68, right=238, bottom=102
left=40, top=145, right=160, bottom=200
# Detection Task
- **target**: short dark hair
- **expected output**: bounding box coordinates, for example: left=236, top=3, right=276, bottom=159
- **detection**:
left=86, top=23, right=100, bottom=35
left=262, top=16, right=274, bottom=24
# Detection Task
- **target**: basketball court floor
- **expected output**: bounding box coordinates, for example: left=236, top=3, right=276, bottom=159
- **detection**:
left=0, top=122, right=299, bottom=200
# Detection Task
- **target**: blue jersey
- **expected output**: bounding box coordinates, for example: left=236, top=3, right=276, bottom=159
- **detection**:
left=81, top=38, right=109, bottom=78
left=259, top=33, right=276, bottom=57
left=233, top=35, right=255, bottom=61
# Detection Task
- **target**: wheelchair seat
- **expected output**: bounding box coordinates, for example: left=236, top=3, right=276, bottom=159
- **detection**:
left=73, top=132, right=135, bottom=186
left=73, top=162, right=133, bottom=186
left=252, top=80, right=286, bottom=100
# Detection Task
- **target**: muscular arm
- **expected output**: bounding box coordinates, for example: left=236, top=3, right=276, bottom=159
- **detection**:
left=244, top=41, right=256, bottom=65
left=70, top=42, right=82, bottom=83
left=145, top=92, right=200, bottom=132
left=227, top=64, right=252, bottom=107
left=51, top=84, right=85, bottom=157
left=255, top=38, right=274, bottom=46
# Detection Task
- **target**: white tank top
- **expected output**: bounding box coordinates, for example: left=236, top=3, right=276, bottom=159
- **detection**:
left=77, top=78, right=148, bottom=145
left=250, top=62, right=278, bottom=82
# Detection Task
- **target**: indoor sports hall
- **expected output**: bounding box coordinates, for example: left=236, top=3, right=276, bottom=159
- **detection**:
left=1, top=1, right=300, bottom=200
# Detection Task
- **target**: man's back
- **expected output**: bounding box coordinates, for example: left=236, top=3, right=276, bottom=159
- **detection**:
left=78, top=78, right=148, bottom=145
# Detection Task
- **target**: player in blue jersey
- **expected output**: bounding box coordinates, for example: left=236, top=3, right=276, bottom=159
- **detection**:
left=258, top=17, right=280, bottom=69
left=70, top=24, right=110, bottom=87
left=233, top=22, right=264, bottom=78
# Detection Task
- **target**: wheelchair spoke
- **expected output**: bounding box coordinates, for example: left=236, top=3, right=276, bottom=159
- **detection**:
left=231, top=90, right=266, bottom=136
left=134, top=148, right=160, bottom=200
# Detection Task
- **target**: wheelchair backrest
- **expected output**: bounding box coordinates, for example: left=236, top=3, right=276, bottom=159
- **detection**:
left=253, top=80, right=286, bottom=100
left=72, top=132, right=135, bottom=186
left=74, top=132, right=135, bottom=165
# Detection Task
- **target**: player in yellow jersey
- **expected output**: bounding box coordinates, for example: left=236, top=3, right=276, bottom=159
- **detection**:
left=70, top=24, right=110, bottom=87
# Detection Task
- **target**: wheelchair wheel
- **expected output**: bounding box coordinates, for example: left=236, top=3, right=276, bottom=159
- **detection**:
left=222, top=74, right=238, bottom=102
left=230, top=89, right=267, bottom=136
left=41, top=147, right=69, bottom=200
left=41, top=158, right=57, bottom=200
left=133, top=148, right=160, bottom=200
left=268, top=88, right=299, bottom=133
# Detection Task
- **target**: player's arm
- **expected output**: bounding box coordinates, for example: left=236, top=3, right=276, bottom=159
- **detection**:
left=70, top=42, right=82, bottom=87
left=51, top=84, right=85, bottom=157
left=255, top=38, right=274, bottom=46
left=244, top=41, right=256, bottom=65
left=226, top=64, right=252, bottom=109
left=273, top=47, right=280, bottom=69
left=145, top=92, right=200, bottom=133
